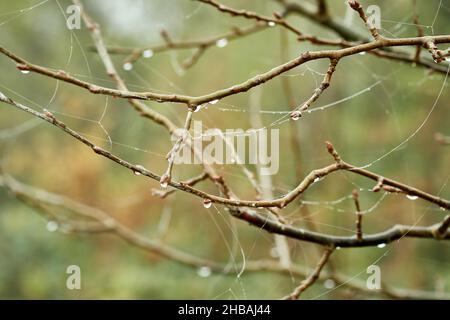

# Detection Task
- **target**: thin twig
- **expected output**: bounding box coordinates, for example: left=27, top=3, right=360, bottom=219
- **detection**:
left=352, top=189, right=363, bottom=241
left=283, top=247, right=334, bottom=299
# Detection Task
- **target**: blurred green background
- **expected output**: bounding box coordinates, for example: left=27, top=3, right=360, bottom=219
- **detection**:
left=0, top=0, right=449, bottom=299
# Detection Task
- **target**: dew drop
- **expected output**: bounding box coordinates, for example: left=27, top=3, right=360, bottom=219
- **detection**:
left=142, top=49, right=154, bottom=58
left=192, top=105, right=201, bottom=112
left=216, top=38, right=228, bottom=48
left=46, top=221, right=59, bottom=232
left=0, top=91, right=7, bottom=101
left=290, top=111, right=301, bottom=121
left=203, top=198, right=212, bottom=208
left=324, top=279, right=336, bottom=289
left=313, top=177, right=320, bottom=183
left=123, top=62, right=133, bottom=71
left=377, top=243, right=386, bottom=248
left=268, top=21, right=276, bottom=27
left=406, top=194, right=418, bottom=201
left=359, top=52, right=366, bottom=55
left=197, top=266, right=212, bottom=278
left=209, top=99, right=219, bottom=105
left=441, top=207, right=447, bottom=211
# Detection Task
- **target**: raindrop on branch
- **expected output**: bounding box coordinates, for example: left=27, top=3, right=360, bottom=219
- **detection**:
left=377, top=243, right=386, bottom=248
left=46, top=221, right=59, bottom=232
left=267, top=21, right=276, bottom=27
left=203, top=198, right=212, bottom=209
left=160, top=174, right=170, bottom=188
left=324, top=279, right=336, bottom=289
left=406, top=194, right=418, bottom=201
left=216, top=38, right=228, bottom=48
left=123, top=62, right=133, bottom=71
left=197, top=266, right=212, bottom=278
left=209, top=99, right=219, bottom=105
left=133, top=165, right=145, bottom=176
left=0, top=91, right=7, bottom=101
left=270, top=247, right=279, bottom=258
left=290, top=111, right=301, bottom=121
left=142, top=49, right=154, bottom=58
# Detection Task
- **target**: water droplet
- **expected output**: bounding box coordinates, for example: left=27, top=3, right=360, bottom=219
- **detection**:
left=21, top=69, right=30, bottom=74
left=209, top=99, right=219, bottom=105
left=441, top=207, right=447, bottom=211
left=359, top=52, right=366, bottom=55
left=313, top=177, right=320, bottom=183
left=160, top=174, right=170, bottom=188
left=406, top=194, right=418, bottom=201
left=267, top=21, right=276, bottom=27
left=377, top=243, right=386, bottom=248
left=46, top=221, right=59, bottom=232
left=197, top=266, right=212, bottom=278
left=324, top=279, right=336, bottom=289
left=123, top=62, right=133, bottom=71
left=336, top=246, right=341, bottom=250
left=192, top=105, right=201, bottom=112
left=133, top=165, right=145, bottom=176
left=290, top=111, right=301, bottom=121
left=445, top=57, right=450, bottom=62
left=203, top=198, right=212, bottom=208
left=0, top=91, right=7, bottom=101
left=270, top=247, right=279, bottom=258
left=216, top=38, right=228, bottom=48
left=142, top=49, right=154, bottom=58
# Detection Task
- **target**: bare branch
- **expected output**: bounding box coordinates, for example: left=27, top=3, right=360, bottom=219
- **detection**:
left=283, top=247, right=334, bottom=299
left=352, top=189, right=363, bottom=241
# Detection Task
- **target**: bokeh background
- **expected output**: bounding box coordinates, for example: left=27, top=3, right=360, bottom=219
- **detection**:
left=0, top=0, right=449, bottom=299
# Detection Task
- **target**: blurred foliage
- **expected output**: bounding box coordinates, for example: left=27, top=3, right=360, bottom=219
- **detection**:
left=0, top=0, right=449, bottom=299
